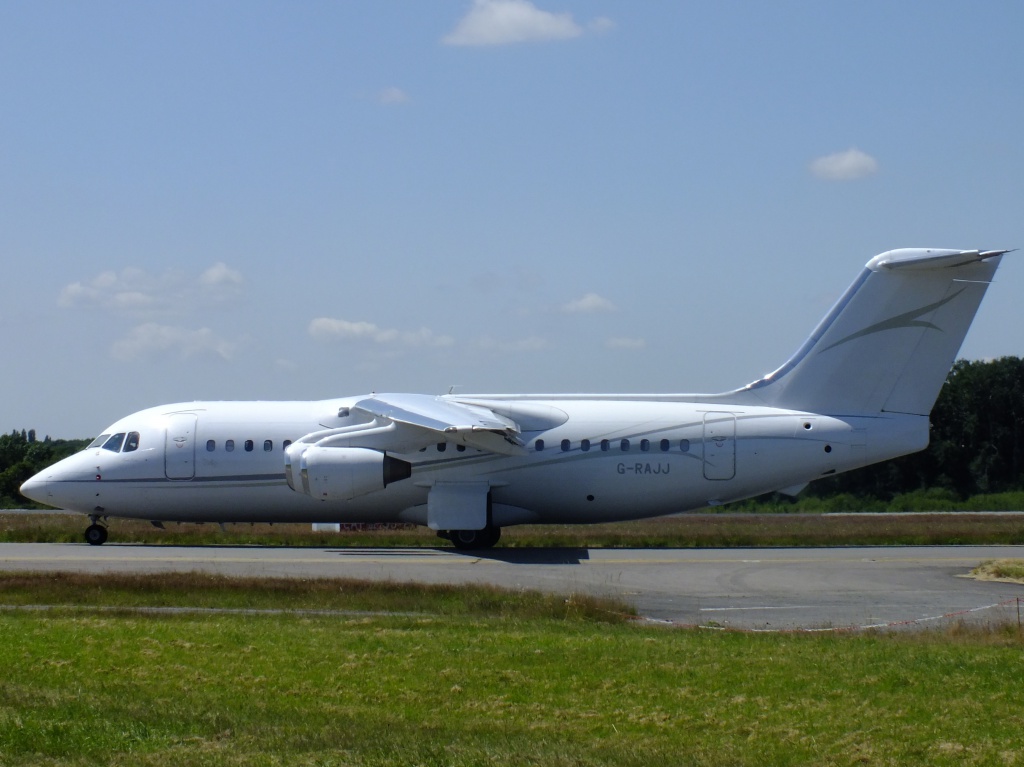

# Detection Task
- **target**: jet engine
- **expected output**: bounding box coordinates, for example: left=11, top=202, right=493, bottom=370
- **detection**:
left=290, top=446, right=412, bottom=501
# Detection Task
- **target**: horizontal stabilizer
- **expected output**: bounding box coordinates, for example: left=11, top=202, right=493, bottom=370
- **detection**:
left=869, top=248, right=1010, bottom=271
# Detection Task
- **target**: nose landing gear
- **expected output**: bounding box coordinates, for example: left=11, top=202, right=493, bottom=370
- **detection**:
left=85, top=515, right=108, bottom=546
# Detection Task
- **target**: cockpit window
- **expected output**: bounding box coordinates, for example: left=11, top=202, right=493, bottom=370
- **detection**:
left=89, top=434, right=111, bottom=449
left=123, top=432, right=141, bottom=452
left=102, top=433, right=126, bottom=452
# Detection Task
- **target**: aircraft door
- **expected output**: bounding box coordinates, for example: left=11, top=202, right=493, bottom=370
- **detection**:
left=703, top=412, right=736, bottom=480
left=165, top=413, right=197, bottom=480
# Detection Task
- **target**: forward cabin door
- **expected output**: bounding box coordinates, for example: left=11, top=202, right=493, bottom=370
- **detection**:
left=165, top=413, right=197, bottom=480
left=702, top=412, right=736, bottom=480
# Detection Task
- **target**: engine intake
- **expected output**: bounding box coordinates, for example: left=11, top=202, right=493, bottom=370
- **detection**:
left=295, top=446, right=411, bottom=501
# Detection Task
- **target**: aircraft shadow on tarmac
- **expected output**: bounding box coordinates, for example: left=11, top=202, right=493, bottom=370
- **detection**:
left=325, top=547, right=593, bottom=565
left=89, top=543, right=591, bottom=566
left=444, top=548, right=591, bottom=565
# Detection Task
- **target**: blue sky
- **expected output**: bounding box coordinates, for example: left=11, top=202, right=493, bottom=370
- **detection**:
left=3, top=1, right=1022, bottom=438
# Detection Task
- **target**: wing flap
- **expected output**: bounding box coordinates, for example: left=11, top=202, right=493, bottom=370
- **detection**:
left=351, top=394, right=525, bottom=455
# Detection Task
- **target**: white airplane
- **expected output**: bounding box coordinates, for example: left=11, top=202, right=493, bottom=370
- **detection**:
left=21, top=248, right=1009, bottom=548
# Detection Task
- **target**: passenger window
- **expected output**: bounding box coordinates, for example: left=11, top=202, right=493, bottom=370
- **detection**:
left=123, top=432, right=140, bottom=452
left=660, top=439, right=670, bottom=452
left=245, top=440, right=254, bottom=452
left=283, top=440, right=292, bottom=449
left=456, top=445, right=466, bottom=452
left=207, top=440, right=216, bottom=452
left=580, top=439, right=590, bottom=452
left=226, top=440, right=235, bottom=452
left=89, top=434, right=111, bottom=449
left=561, top=439, right=571, bottom=452
left=641, top=439, right=650, bottom=452
left=679, top=439, right=690, bottom=453
left=620, top=439, right=630, bottom=451
left=600, top=439, right=610, bottom=452
left=535, top=439, right=545, bottom=452
left=102, top=433, right=125, bottom=452
left=264, top=440, right=273, bottom=452
left=437, top=443, right=447, bottom=452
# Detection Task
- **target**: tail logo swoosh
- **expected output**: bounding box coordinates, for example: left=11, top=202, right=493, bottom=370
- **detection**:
left=818, top=288, right=964, bottom=354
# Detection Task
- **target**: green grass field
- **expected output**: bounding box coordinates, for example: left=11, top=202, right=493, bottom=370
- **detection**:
left=2, top=573, right=1024, bottom=766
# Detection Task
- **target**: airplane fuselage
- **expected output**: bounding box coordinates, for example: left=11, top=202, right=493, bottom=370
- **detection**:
left=24, top=396, right=927, bottom=527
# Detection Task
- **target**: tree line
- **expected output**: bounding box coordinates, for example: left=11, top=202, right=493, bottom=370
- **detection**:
left=2, top=356, right=1023, bottom=508
left=807, top=356, right=1024, bottom=501
left=0, top=432, right=90, bottom=507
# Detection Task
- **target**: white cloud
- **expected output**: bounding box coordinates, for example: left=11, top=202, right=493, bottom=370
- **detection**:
left=378, top=86, right=409, bottom=104
left=606, top=336, right=647, bottom=350
left=109, top=291, right=157, bottom=310
left=809, top=148, right=879, bottom=181
left=58, top=268, right=169, bottom=310
left=402, top=327, right=456, bottom=347
left=309, top=318, right=399, bottom=343
left=198, top=262, right=244, bottom=306
left=443, top=0, right=583, bottom=46
left=59, top=263, right=244, bottom=316
left=561, top=292, right=617, bottom=314
left=200, top=262, right=243, bottom=288
left=308, top=317, right=453, bottom=347
left=110, top=323, right=235, bottom=361
left=589, top=17, right=614, bottom=34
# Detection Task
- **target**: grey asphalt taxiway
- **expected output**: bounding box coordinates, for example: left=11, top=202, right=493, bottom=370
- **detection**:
left=3, top=542, right=1024, bottom=630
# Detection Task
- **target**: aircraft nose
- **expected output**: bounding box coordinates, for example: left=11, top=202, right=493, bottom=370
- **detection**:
left=19, top=453, right=99, bottom=512
left=20, top=472, right=51, bottom=505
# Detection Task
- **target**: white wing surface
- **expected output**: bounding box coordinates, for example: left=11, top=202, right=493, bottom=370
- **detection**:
left=353, top=394, right=525, bottom=455
left=294, top=394, right=524, bottom=456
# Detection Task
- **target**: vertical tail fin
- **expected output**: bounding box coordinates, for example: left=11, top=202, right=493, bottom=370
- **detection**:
left=739, top=248, right=1007, bottom=416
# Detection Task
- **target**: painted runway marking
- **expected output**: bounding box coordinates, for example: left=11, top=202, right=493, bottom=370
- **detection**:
left=701, top=605, right=816, bottom=612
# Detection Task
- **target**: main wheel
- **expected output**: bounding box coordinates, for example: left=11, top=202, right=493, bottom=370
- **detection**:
left=449, top=526, right=501, bottom=550
left=84, top=524, right=108, bottom=546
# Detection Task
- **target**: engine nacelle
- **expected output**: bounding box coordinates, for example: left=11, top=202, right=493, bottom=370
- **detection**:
left=297, top=446, right=412, bottom=501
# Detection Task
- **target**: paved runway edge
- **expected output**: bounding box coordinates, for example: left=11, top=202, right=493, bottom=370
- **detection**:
left=3, top=543, right=1024, bottom=630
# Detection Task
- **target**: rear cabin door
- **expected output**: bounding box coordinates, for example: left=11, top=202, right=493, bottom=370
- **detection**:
left=165, top=413, right=197, bottom=480
left=703, top=412, right=736, bottom=480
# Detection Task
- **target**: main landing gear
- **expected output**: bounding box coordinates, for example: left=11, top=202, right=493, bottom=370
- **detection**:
left=442, top=526, right=501, bottom=550
left=85, top=515, right=108, bottom=546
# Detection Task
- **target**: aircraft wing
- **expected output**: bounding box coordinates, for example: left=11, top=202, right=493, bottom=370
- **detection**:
left=350, top=393, right=525, bottom=455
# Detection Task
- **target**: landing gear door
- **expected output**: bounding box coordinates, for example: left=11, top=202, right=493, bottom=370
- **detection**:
left=165, top=413, right=197, bottom=480
left=427, top=482, right=489, bottom=531
left=703, top=412, right=736, bottom=480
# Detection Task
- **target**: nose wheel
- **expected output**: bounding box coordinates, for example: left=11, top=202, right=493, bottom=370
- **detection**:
left=85, top=522, right=108, bottom=546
